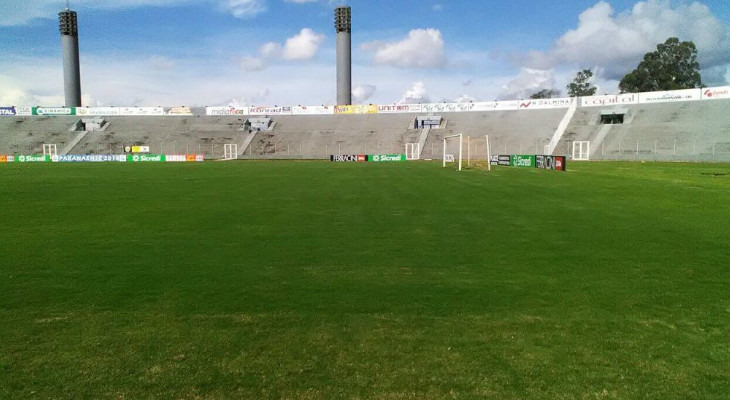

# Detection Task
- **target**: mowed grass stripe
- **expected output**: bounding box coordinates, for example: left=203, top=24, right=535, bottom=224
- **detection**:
left=0, top=161, right=728, bottom=399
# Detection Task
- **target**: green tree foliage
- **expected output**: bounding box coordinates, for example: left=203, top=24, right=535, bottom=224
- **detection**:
left=567, top=69, right=597, bottom=97
left=619, top=38, right=702, bottom=93
left=530, top=89, right=561, bottom=99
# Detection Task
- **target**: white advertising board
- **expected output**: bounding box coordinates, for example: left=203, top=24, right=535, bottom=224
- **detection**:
left=639, top=88, right=701, bottom=104
left=206, top=106, right=250, bottom=116
left=422, top=103, right=478, bottom=113
left=165, top=106, right=194, bottom=116
left=377, top=104, right=423, bottom=113
left=15, top=107, right=33, bottom=116
left=76, top=107, right=121, bottom=116
left=581, top=93, right=639, bottom=107
left=292, top=105, right=335, bottom=115
left=701, top=86, right=730, bottom=100
left=249, top=106, right=292, bottom=116
left=471, top=101, right=519, bottom=111
left=518, top=97, right=572, bottom=110
left=119, top=107, right=164, bottom=116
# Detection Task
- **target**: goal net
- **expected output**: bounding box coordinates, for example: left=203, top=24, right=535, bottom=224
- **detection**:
left=443, top=134, right=463, bottom=171
left=463, top=135, right=492, bottom=170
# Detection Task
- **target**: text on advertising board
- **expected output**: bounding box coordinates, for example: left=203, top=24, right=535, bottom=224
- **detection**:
left=0, top=107, right=16, bottom=116
left=535, top=155, right=567, bottom=171
left=330, top=154, right=367, bottom=162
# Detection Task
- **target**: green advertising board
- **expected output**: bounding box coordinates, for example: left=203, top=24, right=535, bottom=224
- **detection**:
left=127, top=154, right=166, bottom=162
left=511, top=155, right=535, bottom=168
left=31, top=107, right=76, bottom=116
left=368, top=154, right=406, bottom=162
left=16, top=155, right=50, bottom=163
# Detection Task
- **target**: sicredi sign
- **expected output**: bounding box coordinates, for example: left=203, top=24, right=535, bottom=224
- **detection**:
left=369, top=154, right=406, bottom=162
left=702, top=86, right=730, bottom=100
left=581, top=94, right=639, bottom=107
left=511, top=155, right=535, bottom=168
left=128, top=154, right=165, bottom=162
left=16, top=155, right=50, bottom=162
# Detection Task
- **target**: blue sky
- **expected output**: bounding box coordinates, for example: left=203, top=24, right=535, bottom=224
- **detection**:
left=0, top=0, right=728, bottom=106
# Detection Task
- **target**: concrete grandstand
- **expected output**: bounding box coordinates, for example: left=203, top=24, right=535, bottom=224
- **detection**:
left=1, top=87, right=729, bottom=162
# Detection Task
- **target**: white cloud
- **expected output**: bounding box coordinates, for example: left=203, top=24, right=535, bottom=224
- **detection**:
left=150, top=55, right=176, bottom=71
left=400, top=81, right=430, bottom=104
left=223, top=0, right=267, bottom=19
left=363, top=29, right=447, bottom=69
left=283, top=28, right=326, bottom=61
left=524, top=0, right=730, bottom=81
left=352, top=85, right=376, bottom=103
left=0, top=0, right=270, bottom=25
left=239, top=28, right=324, bottom=71
left=239, top=56, right=267, bottom=72
left=499, top=68, right=557, bottom=100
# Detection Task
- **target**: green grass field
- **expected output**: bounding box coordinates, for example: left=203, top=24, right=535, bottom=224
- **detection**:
left=1, top=161, right=728, bottom=399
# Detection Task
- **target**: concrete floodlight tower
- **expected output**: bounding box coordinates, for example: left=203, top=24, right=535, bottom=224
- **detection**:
left=334, top=6, right=352, bottom=105
left=59, top=4, right=82, bottom=107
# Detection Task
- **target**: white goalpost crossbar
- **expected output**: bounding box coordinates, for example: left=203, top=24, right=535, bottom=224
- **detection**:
left=443, top=134, right=463, bottom=171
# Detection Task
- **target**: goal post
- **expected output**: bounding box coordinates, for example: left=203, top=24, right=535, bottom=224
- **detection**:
left=405, top=143, right=420, bottom=160
left=224, top=144, right=238, bottom=160
left=573, top=141, right=590, bottom=161
left=443, top=134, right=463, bottom=171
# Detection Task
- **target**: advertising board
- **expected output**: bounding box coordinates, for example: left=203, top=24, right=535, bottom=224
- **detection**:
left=292, top=105, right=335, bottom=115
left=187, top=154, right=205, bottom=162
left=471, top=101, right=520, bottom=111
left=368, top=154, right=406, bottom=162
left=16, top=155, right=50, bottom=162
left=334, top=105, right=378, bottom=115
left=206, top=106, right=250, bottom=116
left=249, top=106, right=292, bottom=116
left=639, top=88, right=701, bottom=104
left=496, top=155, right=512, bottom=166
left=33, top=107, right=75, bottom=116
left=130, top=146, right=150, bottom=153
left=127, top=154, right=165, bottom=162
left=52, top=154, right=127, bottom=162
left=0, top=107, right=16, bottom=116
left=75, top=107, right=120, bottom=116
left=511, top=154, right=535, bottom=168
left=535, top=155, right=567, bottom=171
left=581, top=93, right=639, bottom=107
left=165, top=155, right=186, bottom=162
left=701, top=86, right=730, bottom=100
left=421, top=102, right=477, bottom=113
left=165, top=106, right=193, bottom=116
left=330, top=154, right=367, bottom=162
left=518, top=98, right=572, bottom=110
left=119, top=107, right=164, bottom=116
left=377, top=104, right=422, bottom=113
left=0, top=155, right=7, bottom=162
left=15, top=107, right=32, bottom=116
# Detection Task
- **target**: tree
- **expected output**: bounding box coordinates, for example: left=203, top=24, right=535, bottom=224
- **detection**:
left=530, top=89, right=561, bottom=99
left=619, top=38, right=702, bottom=93
left=567, top=69, right=597, bottom=97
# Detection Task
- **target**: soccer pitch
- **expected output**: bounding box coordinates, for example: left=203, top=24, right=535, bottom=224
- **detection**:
left=1, top=161, right=728, bottom=399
